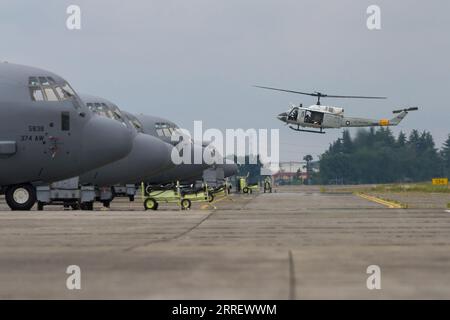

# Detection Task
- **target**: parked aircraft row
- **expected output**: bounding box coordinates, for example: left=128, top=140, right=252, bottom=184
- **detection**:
left=0, top=62, right=237, bottom=210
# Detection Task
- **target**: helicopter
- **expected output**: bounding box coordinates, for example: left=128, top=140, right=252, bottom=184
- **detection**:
left=255, top=85, right=418, bottom=134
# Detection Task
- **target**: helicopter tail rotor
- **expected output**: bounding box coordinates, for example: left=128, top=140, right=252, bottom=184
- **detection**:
left=392, top=107, right=419, bottom=114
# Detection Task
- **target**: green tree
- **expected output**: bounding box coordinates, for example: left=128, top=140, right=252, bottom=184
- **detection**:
left=318, top=128, right=445, bottom=184
left=441, top=135, right=450, bottom=178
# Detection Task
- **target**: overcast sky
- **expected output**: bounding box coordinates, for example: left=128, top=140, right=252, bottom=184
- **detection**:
left=1, top=0, right=449, bottom=161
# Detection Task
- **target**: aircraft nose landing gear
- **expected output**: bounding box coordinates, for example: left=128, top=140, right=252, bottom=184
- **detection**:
left=5, top=184, right=37, bottom=211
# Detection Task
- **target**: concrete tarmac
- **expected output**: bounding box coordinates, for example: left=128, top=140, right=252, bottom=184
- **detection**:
left=0, top=186, right=450, bottom=299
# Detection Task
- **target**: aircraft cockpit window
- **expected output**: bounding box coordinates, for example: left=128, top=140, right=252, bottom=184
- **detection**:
left=44, top=87, right=59, bottom=101
left=86, top=102, right=128, bottom=127
left=155, top=122, right=177, bottom=138
left=28, top=77, right=80, bottom=108
left=30, top=87, right=45, bottom=101
left=38, top=77, right=50, bottom=86
left=100, top=103, right=114, bottom=119
left=87, top=102, right=108, bottom=118
left=54, top=86, right=67, bottom=100
left=108, top=104, right=128, bottom=127
left=124, top=114, right=144, bottom=133
left=61, top=84, right=75, bottom=97
left=28, top=77, right=39, bottom=86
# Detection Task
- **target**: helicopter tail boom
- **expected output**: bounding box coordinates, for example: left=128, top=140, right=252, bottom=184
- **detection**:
left=341, top=107, right=418, bottom=128
left=388, top=107, right=418, bottom=126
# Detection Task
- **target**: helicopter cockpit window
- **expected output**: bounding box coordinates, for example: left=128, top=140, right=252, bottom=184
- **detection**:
left=288, top=108, right=299, bottom=121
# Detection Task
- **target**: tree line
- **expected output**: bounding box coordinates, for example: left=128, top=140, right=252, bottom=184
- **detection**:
left=318, top=128, right=450, bottom=184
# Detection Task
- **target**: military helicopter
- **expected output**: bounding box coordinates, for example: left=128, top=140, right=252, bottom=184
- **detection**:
left=255, top=85, right=418, bottom=134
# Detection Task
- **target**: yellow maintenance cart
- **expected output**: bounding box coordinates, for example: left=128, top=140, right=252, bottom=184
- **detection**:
left=141, top=182, right=213, bottom=211
left=238, top=176, right=259, bottom=194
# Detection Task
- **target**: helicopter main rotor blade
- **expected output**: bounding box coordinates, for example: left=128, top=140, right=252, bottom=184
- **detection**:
left=254, top=85, right=387, bottom=100
left=253, top=85, right=318, bottom=97
left=324, top=94, right=387, bottom=99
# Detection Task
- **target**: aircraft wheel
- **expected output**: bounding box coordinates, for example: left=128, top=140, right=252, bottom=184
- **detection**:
left=181, top=199, right=191, bottom=210
left=208, top=194, right=214, bottom=203
left=242, top=187, right=249, bottom=194
left=129, top=195, right=135, bottom=202
left=37, top=201, right=45, bottom=211
left=5, top=184, right=36, bottom=211
left=80, top=202, right=94, bottom=211
left=144, top=198, right=158, bottom=211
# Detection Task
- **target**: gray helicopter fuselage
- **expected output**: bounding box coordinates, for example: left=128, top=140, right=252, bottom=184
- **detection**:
left=278, top=105, right=410, bottom=130
left=0, top=63, right=133, bottom=188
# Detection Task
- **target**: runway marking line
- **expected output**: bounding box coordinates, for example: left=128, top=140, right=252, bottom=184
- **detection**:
left=355, top=192, right=406, bottom=209
left=200, top=195, right=235, bottom=210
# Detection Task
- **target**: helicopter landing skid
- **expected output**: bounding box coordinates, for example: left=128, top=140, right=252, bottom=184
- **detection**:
left=289, top=125, right=326, bottom=134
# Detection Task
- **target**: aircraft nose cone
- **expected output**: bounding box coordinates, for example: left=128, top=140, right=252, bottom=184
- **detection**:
left=133, top=134, right=174, bottom=176
left=277, top=112, right=288, bottom=122
left=80, top=115, right=133, bottom=171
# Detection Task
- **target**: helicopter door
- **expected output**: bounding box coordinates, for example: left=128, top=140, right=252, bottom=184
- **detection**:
left=304, top=111, right=324, bottom=125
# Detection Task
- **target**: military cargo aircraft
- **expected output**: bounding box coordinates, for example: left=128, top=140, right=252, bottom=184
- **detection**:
left=133, top=113, right=238, bottom=185
left=80, top=95, right=174, bottom=187
left=0, top=62, right=133, bottom=210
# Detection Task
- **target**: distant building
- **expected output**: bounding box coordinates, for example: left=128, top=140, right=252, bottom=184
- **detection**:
left=269, top=161, right=303, bottom=184
left=269, top=161, right=319, bottom=184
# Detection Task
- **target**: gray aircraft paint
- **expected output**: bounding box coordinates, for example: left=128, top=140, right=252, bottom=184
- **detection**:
left=78, top=95, right=174, bottom=186
left=0, top=63, right=133, bottom=187
left=133, top=113, right=237, bottom=184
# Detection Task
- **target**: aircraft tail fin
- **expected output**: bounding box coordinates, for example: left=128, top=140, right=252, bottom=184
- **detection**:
left=389, top=107, right=418, bottom=125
